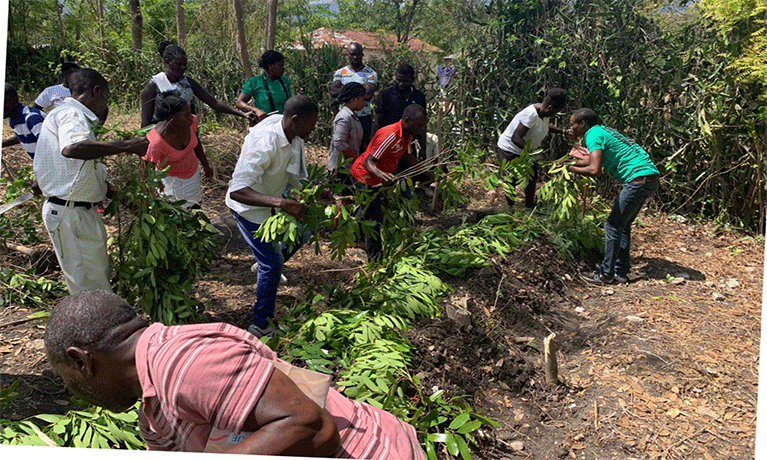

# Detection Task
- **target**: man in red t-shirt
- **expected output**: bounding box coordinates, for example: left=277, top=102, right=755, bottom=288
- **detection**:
left=351, top=103, right=430, bottom=260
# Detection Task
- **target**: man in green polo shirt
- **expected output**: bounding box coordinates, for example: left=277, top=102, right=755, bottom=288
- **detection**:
left=567, top=108, right=660, bottom=285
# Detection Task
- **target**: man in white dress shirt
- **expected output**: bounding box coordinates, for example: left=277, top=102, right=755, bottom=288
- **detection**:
left=33, top=68, right=148, bottom=294
left=226, top=95, right=318, bottom=338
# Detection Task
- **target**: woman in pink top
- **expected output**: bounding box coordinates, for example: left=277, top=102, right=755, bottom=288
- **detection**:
left=143, top=93, right=213, bottom=209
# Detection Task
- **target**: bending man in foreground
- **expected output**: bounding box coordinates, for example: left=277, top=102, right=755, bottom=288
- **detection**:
left=567, top=108, right=660, bottom=285
left=44, top=290, right=426, bottom=459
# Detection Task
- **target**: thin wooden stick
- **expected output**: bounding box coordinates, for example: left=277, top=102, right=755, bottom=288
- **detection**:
left=594, top=399, right=599, bottom=429
left=430, top=179, right=440, bottom=209
left=392, top=148, right=451, bottom=179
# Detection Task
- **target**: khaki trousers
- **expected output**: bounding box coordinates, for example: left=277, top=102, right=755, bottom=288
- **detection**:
left=42, top=200, right=112, bottom=294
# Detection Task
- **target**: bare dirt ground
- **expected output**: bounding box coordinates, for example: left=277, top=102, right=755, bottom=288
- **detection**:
left=0, top=118, right=761, bottom=459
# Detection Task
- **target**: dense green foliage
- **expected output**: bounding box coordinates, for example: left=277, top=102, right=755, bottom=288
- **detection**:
left=1, top=383, right=143, bottom=450
left=0, top=268, right=68, bottom=308
left=3, top=0, right=763, bottom=456
left=106, top=163, right=221, bottom=325
left=441, top=0, right=765, bottom=230
left=0, top=166, right=44, bottom=246
left=10, top=0, right=760, bottom=229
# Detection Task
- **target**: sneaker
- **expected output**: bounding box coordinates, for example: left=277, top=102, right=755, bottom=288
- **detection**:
left=421, top=184, right=435, bottom=198
left=614, top=274, right=628, bottom=284
left=579, top=271, right=614, bottom=285
left=247, top=323, right=276, bottom=338
left=250, top=263, right=287, bottom=284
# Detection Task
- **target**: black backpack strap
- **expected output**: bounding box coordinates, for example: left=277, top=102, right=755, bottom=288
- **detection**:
left=262, top=75, right=277, bottom=112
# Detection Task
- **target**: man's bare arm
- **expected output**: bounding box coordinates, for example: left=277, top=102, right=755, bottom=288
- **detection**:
left=229, top=187, right=306, bottom=219
left=363, top=155, right=396, bottom=184
left=2, top=136, right=20, bottom=148
left=329, top=80, right=343, bottom=98
left=222, top=369, right=340, bottom=457
left=62, top=137, right=149, bottom=160
left=567, top=148, right=603, bottom=177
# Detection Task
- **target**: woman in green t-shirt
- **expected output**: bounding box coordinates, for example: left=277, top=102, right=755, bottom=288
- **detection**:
left=236, top=51, right=292, bottom=125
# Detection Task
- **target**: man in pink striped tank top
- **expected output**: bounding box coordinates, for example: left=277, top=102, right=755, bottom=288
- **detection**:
left=44, top=290, right=425, bottom=459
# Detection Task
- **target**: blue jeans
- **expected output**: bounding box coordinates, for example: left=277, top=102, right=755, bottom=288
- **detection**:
left=601, top=180, right=659, bottom=278
left=231, top=210, right=303, bottom=328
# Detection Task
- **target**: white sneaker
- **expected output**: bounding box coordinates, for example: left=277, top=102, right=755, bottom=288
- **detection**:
left=250, top=263, right=287, bottom=284
left=247, top=323, right=276, bottom=338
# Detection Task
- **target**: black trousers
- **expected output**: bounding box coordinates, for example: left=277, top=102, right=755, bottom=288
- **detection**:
left=355, top=184, right=384, bottom=261
left=359, top=115, right=372, bottom=153
left=497, top=147, right=539, bottom=208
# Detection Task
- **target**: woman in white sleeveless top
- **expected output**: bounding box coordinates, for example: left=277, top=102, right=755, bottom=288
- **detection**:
left=140, top=41, right=255, bottom=127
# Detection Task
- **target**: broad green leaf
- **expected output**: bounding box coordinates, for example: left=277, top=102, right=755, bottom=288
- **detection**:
left=449, top=413, right=471, bottom=430
left=445, top=432, right=460, bottom=456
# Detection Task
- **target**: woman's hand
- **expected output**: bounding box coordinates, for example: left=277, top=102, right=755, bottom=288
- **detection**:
left=202, top=166, right=214, bottom=182
left=244, top=111, right=259, bottom=123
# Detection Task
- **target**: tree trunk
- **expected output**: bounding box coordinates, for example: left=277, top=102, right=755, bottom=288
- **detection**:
left=54, top=0, right=65, bottom=47
left=264, top=0, right=278, bottom=51
left=399, top=0, right=421, bottom=44
left=175, top=0, right=186, bottom=47
left=234, top=0, right=254, bottom=80
left=97, top=0, right=107, bottom=57
left=7, top=1, right=13, bottom=43
left=129, top=0, right=143, bottom=51
left=391, top=0, right=421, bottom=43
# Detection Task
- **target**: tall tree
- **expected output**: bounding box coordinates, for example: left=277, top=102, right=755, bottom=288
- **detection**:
left=699, top=0, right=767, bottom=86
left=176, top=0, right=186, bottom=47
left=129, top=0, right=143, bottom=51
left=97, top=0, right=107, bottom=57
left=265, top=0, right=278, bottom=50
left=55, top=0, right=65, bottom=47
left=234, top=0, right=254, bottom=79
left=393, top=0, right=422, bottom=43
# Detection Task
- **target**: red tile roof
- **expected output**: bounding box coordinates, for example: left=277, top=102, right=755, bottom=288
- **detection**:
left=294, top=28, right=442, bottom=53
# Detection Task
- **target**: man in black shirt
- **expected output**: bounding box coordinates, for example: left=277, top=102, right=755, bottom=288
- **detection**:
left=373, top=64, right=427, bottom=157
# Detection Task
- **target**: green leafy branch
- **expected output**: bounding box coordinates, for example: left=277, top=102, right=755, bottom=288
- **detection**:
left=106, top=162, right=221, bottom=325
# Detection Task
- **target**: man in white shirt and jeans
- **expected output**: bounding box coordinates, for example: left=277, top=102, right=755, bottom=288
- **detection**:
left=226, top=95, right=318, bottom=338
left=33, top=68, right=148, bottom=294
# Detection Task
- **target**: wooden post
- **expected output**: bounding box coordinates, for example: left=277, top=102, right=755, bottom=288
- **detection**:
left=543, top=333, right=559, bottom=385
left=5, top=242, right=38, bottom=258
left=430, top=179, right=440, bottom=211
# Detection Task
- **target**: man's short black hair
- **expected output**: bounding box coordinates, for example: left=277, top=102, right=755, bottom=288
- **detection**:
left=5, top=83, right=17, bottom=98
left=402, top=103, right=426, bottom=120
left=44, top=291, right=141, bottom=362
left=396, top=64, right=415, bottom=78
left=61, top=62, right=81, bottom=75
left=347, top=42, right=363, bottom=54
left=283, top=95, right=318, bottom=119
left=572, top=108, right=599, bottom=127
left=543, top=88, right=567, bottom=109
left=68, top=68, right=109, bottom=97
